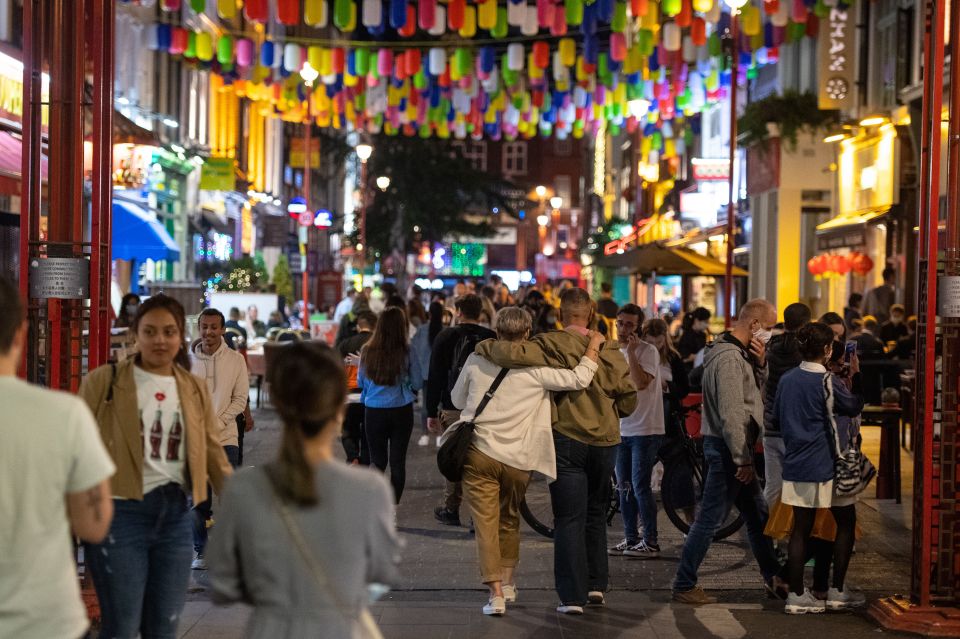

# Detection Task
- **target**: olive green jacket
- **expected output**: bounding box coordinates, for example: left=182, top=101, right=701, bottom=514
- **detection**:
left=475, top=330, right=636, bottom=446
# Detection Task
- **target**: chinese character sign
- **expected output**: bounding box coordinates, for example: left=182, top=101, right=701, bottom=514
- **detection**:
left=818, top=0, right=857, bottom=110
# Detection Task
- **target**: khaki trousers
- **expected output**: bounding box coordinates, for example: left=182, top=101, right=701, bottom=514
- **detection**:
left=462, top=446, right=531, bottom=584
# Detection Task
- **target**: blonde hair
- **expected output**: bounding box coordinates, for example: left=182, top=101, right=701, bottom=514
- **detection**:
left=642, top=318, right=679, bottom=365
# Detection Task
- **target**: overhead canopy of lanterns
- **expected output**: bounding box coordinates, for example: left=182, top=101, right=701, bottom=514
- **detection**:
left=144, top=0, right=832, bottom=141
left=807, top=251, right=874, bottom=280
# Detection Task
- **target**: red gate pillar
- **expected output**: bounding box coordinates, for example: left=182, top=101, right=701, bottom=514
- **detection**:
left=869, top=0, right=960, bottom=632
left=19, top=0, right=113, bottom=389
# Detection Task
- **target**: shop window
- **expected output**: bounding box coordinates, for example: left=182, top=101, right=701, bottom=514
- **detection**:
left=502, top=142, right=528, bottom=176
left=555, top=175, right=572, bottom=206
left=554, top=138, right=573, bottom=156
left=452, top=141, right=487, bottom=171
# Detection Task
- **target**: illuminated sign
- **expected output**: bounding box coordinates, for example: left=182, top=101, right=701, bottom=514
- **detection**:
left=691, top=158, right=730, bottom=181
left=817, top=3, right=856, bottom=110
left=314, top=209, right=333, bottom=228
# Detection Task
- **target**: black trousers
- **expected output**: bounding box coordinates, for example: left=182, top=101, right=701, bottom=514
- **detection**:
left=342, top=402, right=368, bottom=465
left=364, top=403, right=414, bottom=504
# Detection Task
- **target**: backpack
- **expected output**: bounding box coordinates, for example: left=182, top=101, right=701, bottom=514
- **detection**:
left=448, top=329, right=486, bottom=393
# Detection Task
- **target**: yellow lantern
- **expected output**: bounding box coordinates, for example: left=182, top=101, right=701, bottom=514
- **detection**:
left=217, top=0, right=236, bottom=18
left=459, top=5, right=477, bottom=37
left=478, top=0, right=497, bottom=30
left=559, top=37, right=576, bottom=66
left=692, top=0, right=712, bottom=11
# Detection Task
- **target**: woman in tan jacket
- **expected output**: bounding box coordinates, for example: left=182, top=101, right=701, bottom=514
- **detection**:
left=79, top=294, right=232, bottom=639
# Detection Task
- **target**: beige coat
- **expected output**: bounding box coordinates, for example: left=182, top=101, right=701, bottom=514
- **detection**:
left=79, top=358, right=232, bottom=503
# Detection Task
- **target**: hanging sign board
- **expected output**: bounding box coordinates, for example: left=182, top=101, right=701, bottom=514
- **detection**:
left=199, top=157, right=235, bottom=191
left=289, top=138, right=321, bottom=169
left=939, top=276, right=960, bottom=318
left=817, top=1, right=857, bottom=110
left=29, top=257, right=89, bottom=299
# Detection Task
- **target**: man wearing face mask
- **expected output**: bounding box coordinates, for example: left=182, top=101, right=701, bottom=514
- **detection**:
left=878, top=304, right=908, bottom=345
left=673, top=298, right=785, bottom=605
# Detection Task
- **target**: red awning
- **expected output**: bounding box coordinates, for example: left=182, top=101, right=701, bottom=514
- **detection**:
left=0, top=131, right=48, bottom=196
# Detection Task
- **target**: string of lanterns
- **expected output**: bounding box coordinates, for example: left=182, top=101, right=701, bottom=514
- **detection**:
left=142, top=0, right=835, bottom=140
left=807, top=251, right=874, bottom=280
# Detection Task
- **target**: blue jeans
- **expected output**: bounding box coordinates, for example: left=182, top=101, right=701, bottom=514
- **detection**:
left=549, top=432, right=618, bottom=606
left=193, top=445, right=240, bottom=555
left=85, top=483, right=193, bottom=639
left=673, top=436, right=781, bottom=593
left=615, top=435, right=663, bottom=546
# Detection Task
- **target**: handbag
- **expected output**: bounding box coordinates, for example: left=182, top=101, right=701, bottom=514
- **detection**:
left=824, top=374, right=876, bottom=497
left=273, top=492, right=384, bottom=639
left=436, top=367, right=509, bottom=483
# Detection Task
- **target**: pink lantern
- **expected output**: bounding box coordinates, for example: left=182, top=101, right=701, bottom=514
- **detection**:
left=235, top=38, right=254, bottom=67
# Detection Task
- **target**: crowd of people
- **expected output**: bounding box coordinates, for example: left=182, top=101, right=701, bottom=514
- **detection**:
left=0, top=266, right=905, bottom=638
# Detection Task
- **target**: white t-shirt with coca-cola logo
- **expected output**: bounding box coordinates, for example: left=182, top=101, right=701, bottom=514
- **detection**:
left=134, top=366, right=186, bottom=494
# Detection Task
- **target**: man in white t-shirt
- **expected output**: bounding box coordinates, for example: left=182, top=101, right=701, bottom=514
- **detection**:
left=0, top=276, right=116, bottom=639
left=607, top=303, right=664, bottom=560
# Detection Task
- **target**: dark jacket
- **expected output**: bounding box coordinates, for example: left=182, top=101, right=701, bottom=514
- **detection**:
left=762, top=331, right=802, bottom=437
left=773, top=364, right=863, bottom=483
left=677, top=329, right=707, bottom=364
left=425, top=323, right=497, bottom=417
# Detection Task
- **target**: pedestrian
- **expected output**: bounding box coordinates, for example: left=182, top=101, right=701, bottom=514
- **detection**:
left=334, top=287, right=358, bottom=323
left=115, top=292, right=141, bottom=328
left=452, top=308, right=605, bottom=615
left=596, top=281, right=619, bottom=320
left=533, top=303, right=560, bottom=335
left=879, top=304, right=909, bottom=345
left=820, top=311, right=846, bottom=342
left=861, top=267, right=896, bottom=323
left=762, top=302, right=812, bottom=508
left=339, top=310, right=378, bottom=464
left=0, top=276, right=116, bottom=639
left=672, top=299, right=785, bottom=605
left=426, top=294, right=497, bottom=525
left=772, top=322, right=864, bottom=613
left=207, top=342, right=400, bottom=638
left=246, top=304, right=267, bottom=338
left=359, top=306, right=424, bottom=504
left=889, top=316, right=918, bottom=362
left=843, top=293, right=862, bottom=332
left=78, top=294, right=233, bottom=639
left=677, top=307, right=711, bottom=370
left=411, top=301, right=445, bottom=447
left=850, top=317, right=885, bottom=359
left=190, top=308, right=251, bottom=569
left=408, top=297, right=428, bottom=330
left=610, top=312, right=678, bottom=560
left=225, top=307, right=249, bottom=344
left=335, top=292, right=370, bottom=346
left=476, top=288, right=637, bottom=614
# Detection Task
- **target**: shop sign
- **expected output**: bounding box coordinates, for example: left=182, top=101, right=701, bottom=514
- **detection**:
left=939, top=276, right=960, bottom=318
left=199, top=157, right=235, bottom=191
left=817, top=1, right=856, bottom=110
left=746, top=140, right=781, bottom=195
left=241, top=204, right=254, bottom=254
left=289, top=138, right=321, bottom=169
left=261, top=215, right=290, bottom=247
left=817, top=227, right=866, bottom=251
left=691, top=158, right=730, bottom=181
left=29, top=257, right=89, bottom=299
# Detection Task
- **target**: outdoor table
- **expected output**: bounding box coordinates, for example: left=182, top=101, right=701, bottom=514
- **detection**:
left=860, top=405, right=902, bottom=503
left=247, top=349, right=266, bottom=407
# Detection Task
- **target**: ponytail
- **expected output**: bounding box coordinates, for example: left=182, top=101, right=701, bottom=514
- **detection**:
left=266, top=425, right=318, bottom=506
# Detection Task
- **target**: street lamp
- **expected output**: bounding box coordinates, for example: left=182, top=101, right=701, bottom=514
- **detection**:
left=355, top=142, right=373, bottom=278
left=298, top=61, right=319, bottom=331
left=722, top=0, right=745, bottom=328
left=549, top=196, right=563, bottom=210
left=535, top=185, right=547, bottom=199
left=536, top=214, right=550, bottom=227
left=356, top=143, right=373, bottom=162
left=376, top=175, right=391, bottom=191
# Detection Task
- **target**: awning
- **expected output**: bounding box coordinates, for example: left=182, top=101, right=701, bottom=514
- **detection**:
left=112, top=200, right=180, bottom=262
left=816, top=208, right=890, bottom=233
left=815, top=207, right=890, bottom=250
left=597, top=243, right=748, bottom=276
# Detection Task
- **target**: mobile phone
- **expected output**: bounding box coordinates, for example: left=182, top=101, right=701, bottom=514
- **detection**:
left=844, top=341, right=857, bottom=362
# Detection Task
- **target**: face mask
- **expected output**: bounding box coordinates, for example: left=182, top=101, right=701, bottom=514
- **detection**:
left=126, top=304, right=138, bottom=316
left=753, top=327, right=773, bottom=344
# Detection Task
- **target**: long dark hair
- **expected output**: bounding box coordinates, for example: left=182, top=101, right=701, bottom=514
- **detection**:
left=116, top=293, right=141, bottom=328
left=130, top=294, right=190, bottom=369
left=427, top=301, right=445, bottom=345
left=408, top=298, right=428, bottom=325
left=361, top=306, right=409, bottom=385
left=796, top=322, right=836, bottom=361
left=266, top=342, right=347, bottom=506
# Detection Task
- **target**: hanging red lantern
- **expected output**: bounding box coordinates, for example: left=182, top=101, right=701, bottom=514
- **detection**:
left=399, top=5, right=418, bottom=36
left=533, top=41, right=550, bottom=68
left=764, top=0, right=779, bottom=14
left=691, top=17, right=706, bottom=46
left=448, top=0, right=466, bottom=30
left=245, top=0, right=269, bottom=22
left=632, top=0, right=649, bottom=16
left=807, top=256, right=823, bottom=277
left=277, top=0, right=300, bottom=25
left=676, top=0, right=692, bottom=28
left=832, top=253, right=851, bottom=275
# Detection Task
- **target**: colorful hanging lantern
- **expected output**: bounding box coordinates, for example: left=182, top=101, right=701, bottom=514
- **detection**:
left=195, top=32, right=214, bottom=61
left=419, top=0, right=437, bottom=29
left=662, top=0, right=681, bottom=17
left=169, top=27, right=188, bottom=55
left=676, top=0, right=692, bottom=27
left=459, top=4, right=477, bottom=36
left=399, top=4, right=417, bottom=35
left=792, top=0, right=807, bottom=22
left=610, top=32, right=627, bottom=61
left=306, top=0, right=329, bottom=26
left=161, top=0, right=181, bottom=11
left=245, top=0, right=269, bottom=22
left=479, top=0, right=497, bottom=29
left=662, top=22, right=681, bottom=51
left=807, top=255, right=825, bottom=278
left=430, top=5, right=447, bottom=33
left=216, top=35, right=234, bottom=65
left=691, top=16, right=707, bottom=45
left=283, top=43, right=302, bottom=73
left=494, top=8, right=510, bottom=36
left=631, top=0, right=649, bottom=16
left=448, top=0, right=466, bottom=29
left=507, top=43, right=525, bottom=70
left=278, top=0, right=300, bottom=24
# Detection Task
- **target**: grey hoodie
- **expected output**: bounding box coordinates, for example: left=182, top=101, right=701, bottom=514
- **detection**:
left=699, top=333, right=765, bottom=466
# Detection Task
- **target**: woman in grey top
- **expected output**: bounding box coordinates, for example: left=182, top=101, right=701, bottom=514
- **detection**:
left=208, top=342, right=401, bottom=638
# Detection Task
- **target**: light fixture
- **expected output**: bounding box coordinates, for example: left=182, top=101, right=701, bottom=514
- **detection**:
left=376, top=175, right=391, bottom=191
left=299, top=61, right=319, bottom=87
left=823, top=132, right=848, bottom=143
left=356, top=143, right=373, bottom=162
left=170, top=144, right=185, bottom=153
left=287, top=196, right=308, bottom=215
left=117, top=96, right=130, bottom=105
left=859, top=115, right=887, bottom=127
left=550, top=196, right=563, bottom=209
left=162, top=117, right=179, bottom=128
left=616, top=247, right=625, bottom=255
left=356, top=242, right=363, bottom=250
left=535, top=185, right=547, bottom=199
left=723, top=0, right=749, bottom=9
left=273, top=198, right=282, bottom=206
left=536, top=214, right=550, bottom=226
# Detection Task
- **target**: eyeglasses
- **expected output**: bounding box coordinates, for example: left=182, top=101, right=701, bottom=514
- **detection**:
left=616, top=319, right=638, bottom=328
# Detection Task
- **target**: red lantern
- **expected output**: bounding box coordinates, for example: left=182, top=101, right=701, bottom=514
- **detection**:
left=764, top=0, right=779, bottom=14
left=676, top=0, right=692, bottom=28
left=691, top=17, right=706, bottom=46
left=807, top=255, right=824, bottom=277
left=832, top=253, right=851, bottom=275
left=277, top=0, right=300, bottom=25
left=632, top=0, right=649, bottom=17
left=399, top=5, right=417, bottom=36
left=245, top=0, right=269, bottom=22
left=533, top=41, right=550, bottom=68
left=448, top=0, right=466, bottom=30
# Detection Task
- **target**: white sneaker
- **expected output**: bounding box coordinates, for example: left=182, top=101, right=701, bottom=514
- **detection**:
left=608, top=539, right=631, bottom=556
left=784, top=589, right=826, bottom=615
left=826, top=587, right=866, bottom=610
left=502, top=584, right=518, bottom=603
left=587, top=591, right=605, bottom=606
left=191, top=555, right=207, bottom=570
left=623, top=541, right=661, bottom=559
left=417, top=434, right=430, bottom=447
left=483, top=595, right=506, bottom=616
left=557, top=604, right=584, bottom=615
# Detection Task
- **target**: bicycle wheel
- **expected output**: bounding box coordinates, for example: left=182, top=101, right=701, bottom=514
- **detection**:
left=660, top=456, right=744, bottom=541
left=520, top=472, right=554, bottom=538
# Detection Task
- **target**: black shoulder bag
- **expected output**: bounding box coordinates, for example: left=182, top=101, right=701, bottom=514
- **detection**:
left=436, top=368, right=509, bottom=483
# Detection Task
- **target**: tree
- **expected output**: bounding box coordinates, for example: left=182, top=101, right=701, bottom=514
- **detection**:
left=272, top=254, right=294, bottom=301
left=359, top=136, right=518, bottom=284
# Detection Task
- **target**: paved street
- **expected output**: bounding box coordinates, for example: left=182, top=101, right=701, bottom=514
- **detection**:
left=178, top=403, right=916, bottom=639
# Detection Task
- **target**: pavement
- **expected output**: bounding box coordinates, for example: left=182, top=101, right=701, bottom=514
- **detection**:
left=176, top=402, right=917, bottom=639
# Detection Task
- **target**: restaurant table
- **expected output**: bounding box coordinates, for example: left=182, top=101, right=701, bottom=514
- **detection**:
left=860, top=405, right=902, bottom=503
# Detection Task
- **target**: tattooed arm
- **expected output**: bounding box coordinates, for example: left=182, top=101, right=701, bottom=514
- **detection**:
left=66, top=479, right=114, bottom=543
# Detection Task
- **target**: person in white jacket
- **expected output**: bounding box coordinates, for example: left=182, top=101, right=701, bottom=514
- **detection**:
left=190, top=308, right=249, bottom=569
left=444, top=306, right=605, bottom=617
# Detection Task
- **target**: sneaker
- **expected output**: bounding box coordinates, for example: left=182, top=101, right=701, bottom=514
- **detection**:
left=556, top=604, right=584, bottom=615
left=608, top=539, right=634, bottom=556
left=587, top=591, right=605, bottom=606
left=434, top=506, right=461, bottom=526
left=483, top=595, right=506, bottom=616
left=191, top=555, right=207, bottom=570
left=502, top=584, right=518, bottom=603
left=784, top=589, right=827, bottom=615
left=417, top=434, right=430, bottom=447
left=672, top=586, right=718, bottom=605
left=825, top=587, right=866, bottom=610
left=624, top=541, right=661, bottom=559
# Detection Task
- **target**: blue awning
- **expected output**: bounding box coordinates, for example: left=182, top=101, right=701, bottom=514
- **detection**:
left=112, top=200, right=180, bottom=262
